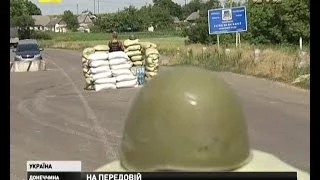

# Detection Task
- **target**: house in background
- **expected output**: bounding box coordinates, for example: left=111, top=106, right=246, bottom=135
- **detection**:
left=77, top=12, right=96, bottom=33
left=31, top=15, right=51, bottom=31
left=47, top=17, right=67, bottom=33
left=31, top=15, right=67, bottom=33
left=185, top=10, right=200, bottom=25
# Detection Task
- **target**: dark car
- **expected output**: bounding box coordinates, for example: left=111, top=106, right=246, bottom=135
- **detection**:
left=13, top=39, right=43, bottom=61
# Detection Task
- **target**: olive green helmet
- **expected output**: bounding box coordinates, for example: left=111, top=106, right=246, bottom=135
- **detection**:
left=119, top=66, right=251, bottom=171
left=129, top=34, right=136, bottom=40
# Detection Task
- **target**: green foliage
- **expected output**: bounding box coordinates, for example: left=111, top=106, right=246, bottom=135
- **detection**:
left=94, top=5, right=175, bottom=33
left=10, top=0, right=41, bottom=38
left=153, top=0, right=182, bottom=18
left=25, top=0, right=42, bottom=15
left=62, top=10, right=79, bottom=32
left=184, top=0, right=309, bottom=45
left=30, top=31, right=53, bottom=40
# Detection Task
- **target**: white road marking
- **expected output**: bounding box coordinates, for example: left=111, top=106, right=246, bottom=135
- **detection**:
left=46, top=55, right=116, bottom=160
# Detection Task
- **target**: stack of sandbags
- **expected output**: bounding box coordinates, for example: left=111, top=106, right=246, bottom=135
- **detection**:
left=82, top=48, right=96, bottom=90
left=124, top=39, right=144, bottom=66
left=88, top=52, right=117, bottom=91
left=140, top=42, right=157, bottom=50
left=108, top=51, right=138, bottom=89
left=144, top=47, right=160, bottom=81
left=93, top=44, right=110, bottom=52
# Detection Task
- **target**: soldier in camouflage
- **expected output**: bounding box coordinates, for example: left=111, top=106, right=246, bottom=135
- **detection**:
left=95, top=67, right=309, bottom=180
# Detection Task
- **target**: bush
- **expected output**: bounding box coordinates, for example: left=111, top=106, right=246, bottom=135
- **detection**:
left=30, top=31, right=52, bottom=40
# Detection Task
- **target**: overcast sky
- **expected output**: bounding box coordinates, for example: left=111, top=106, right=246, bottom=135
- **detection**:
left=30, top=0, right=189, bottom=15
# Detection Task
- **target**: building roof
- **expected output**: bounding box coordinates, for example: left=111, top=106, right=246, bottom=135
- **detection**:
left=77, top=13, right=93, bottom=24
left=32, top=15, right=51, bottom=26
left=185, top=11, right=200, bottom=21
left=173, top=16, right=180, bottom=23
left=47, top=17, right=66, bottom=27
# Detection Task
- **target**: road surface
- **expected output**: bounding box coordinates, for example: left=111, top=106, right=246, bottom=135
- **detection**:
left=10, top=49, right=310, bottom=180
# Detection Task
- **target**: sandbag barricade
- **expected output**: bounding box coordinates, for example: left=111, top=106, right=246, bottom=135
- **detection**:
left=141, top=43, right=160, bottom=82
left=124, top=39, right=144, bottom=67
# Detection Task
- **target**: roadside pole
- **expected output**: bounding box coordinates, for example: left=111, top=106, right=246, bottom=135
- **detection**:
left=236, top=32, right=238, bottom=48
left=217, top=34, right=220, bottom=49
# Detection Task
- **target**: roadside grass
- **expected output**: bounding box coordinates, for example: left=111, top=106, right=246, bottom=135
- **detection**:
left=38, top=32, right=310, bottom=89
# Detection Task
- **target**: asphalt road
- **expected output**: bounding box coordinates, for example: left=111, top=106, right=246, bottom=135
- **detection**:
left=10, top=49, right=310, bottom=180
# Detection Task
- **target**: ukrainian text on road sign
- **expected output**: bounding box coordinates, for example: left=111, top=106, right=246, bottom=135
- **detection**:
left=208, top=6, right=247, bottom=34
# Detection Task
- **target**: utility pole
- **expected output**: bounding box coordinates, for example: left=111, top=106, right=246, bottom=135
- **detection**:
left=98, top=0, right=99, bottom=14
left=94, top=0, right=96, bottom=14
left=77, top=4, right=79, bottom=15
left=185, top=0, right=187, bottom=6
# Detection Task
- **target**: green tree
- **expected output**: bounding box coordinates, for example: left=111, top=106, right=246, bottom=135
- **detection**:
left=280, top=0, right=309, bottom=44
left=153, top=0, right=182, bottom=18
left=10, top=0, right=40, bottom=38
left=62, top=10, right=79, bottom=31
left=25, top=0, right=42, bottom=15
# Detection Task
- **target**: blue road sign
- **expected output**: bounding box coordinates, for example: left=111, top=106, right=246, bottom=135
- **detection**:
left=208, top=6, right=247, bottom=35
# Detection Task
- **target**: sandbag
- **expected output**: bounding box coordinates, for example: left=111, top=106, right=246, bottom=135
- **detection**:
left=82, top=57, right=89, bottom=63
left=146, top=48, right=159, bottom=57
left=140, top=42, right=157, bottom=49
left=153, top=59, right=159, bottom=64
left=109, top=58, right=128, bottom=66
left=146, top=56, right=159, bottom=64
left=82, top=62, right=89, bottom=68
left=82, top=48, right=95, bottom=59
left=126, top=50, right=142, bottom=57
left=150, top=43, right=157, bottom=48
left=133, top=61, right=143, bottom=66
left=116, top=79, right=138, bottom=88
left=139, top=42, right=151, bottom=49
left=89, top=66, right=111, bottom=74
left=111, top=62, right=133, bottom=70
left=88, top=52, right=109, bottom=61
left=116, top=74, right=136, bottom=82
left=82, top=67, right=89, bottom=73
left=95, top=77, right=116, bottom=84
left=112, top=69, right=133, bottom=76
left=131, top=55, right=143, bottom=62
left=125, top=45, right=141, bottom=51
left=95, top=84, right=117, bottom=91
left=148, top=54, right=159, bottom=59
left=84, top=84, right=95, bottom=90
left=145, top=66, right=159, bottom=72
left=85, top=77, right=93, bottom=84
left=108, top=51, right=129, bottom=60
left=84, top=72, right=91, bottom=78
left=94, top=44, right=110, bottom=51
left=92, top=71, right=112, bottom=81
left=145, top=71, right=158, bottom=77
left=89, top=60, right=110, bottom=68
left=145, top=62, right=159, bottom=68
left=124, top=39, right=140, bottom=47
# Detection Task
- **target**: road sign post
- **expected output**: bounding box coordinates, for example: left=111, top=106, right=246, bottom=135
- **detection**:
left=208, top=6, right=247, bottom=48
